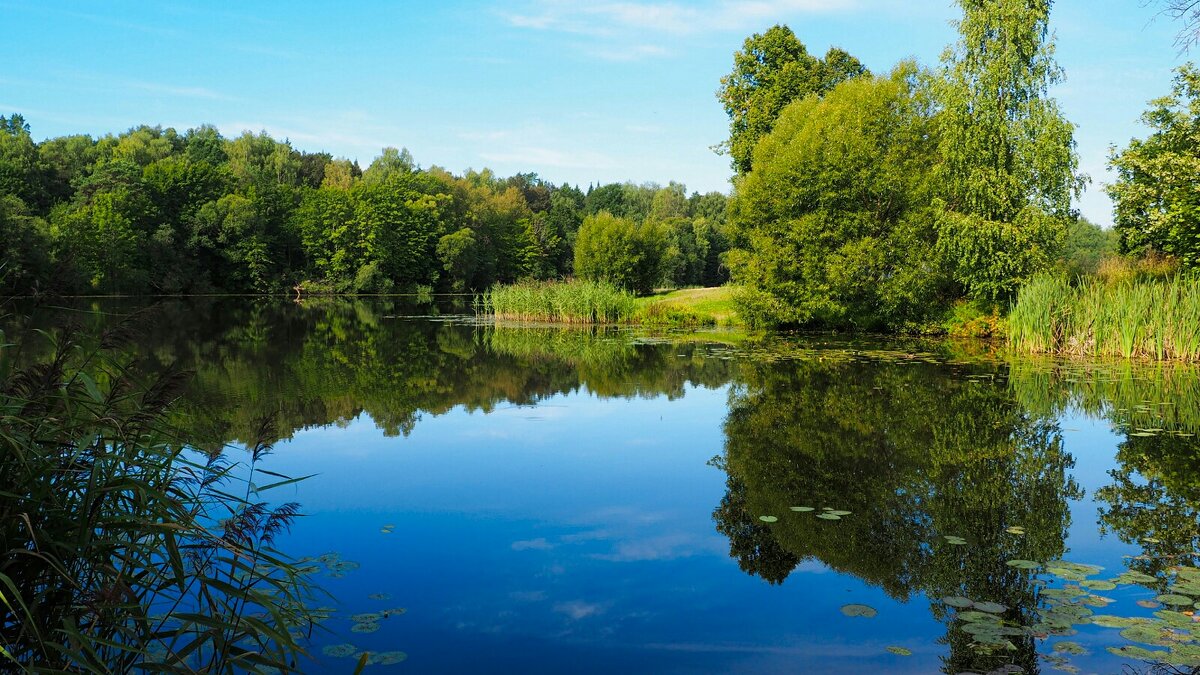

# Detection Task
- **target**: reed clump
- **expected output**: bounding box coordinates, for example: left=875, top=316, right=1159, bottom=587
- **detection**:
left=0, top=317, right=320, bottom=672
left=1009, top=272, right=1200, bottom=361
left=479, top=280, right=637, bottom=324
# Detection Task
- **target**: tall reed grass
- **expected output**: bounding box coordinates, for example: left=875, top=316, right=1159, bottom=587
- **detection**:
left=479, top=280, right=637, bottom=324
left=0, top=317, right=320, bottom=672
left=1009, top=273, right=1200, bottom=361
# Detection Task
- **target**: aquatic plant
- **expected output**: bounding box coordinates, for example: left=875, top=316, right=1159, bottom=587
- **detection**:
left=479, top=279, right=637, bottom=324
left=1009, top=273, right=1200, bottom=361
left=0, top=319, right=320, bottom=672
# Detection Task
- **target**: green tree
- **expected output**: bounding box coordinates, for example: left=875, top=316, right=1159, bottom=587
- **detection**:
left=1108, top=64, right=1200, bottom=266
left=573, top=211, right=663, bottom=294
left=726, top=65, right=948, bottom=329
left=933, top=0, right=1084, bottom=302
left=716, top=26, right=867, bottom=175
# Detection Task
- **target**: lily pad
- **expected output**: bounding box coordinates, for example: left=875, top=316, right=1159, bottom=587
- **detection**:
left=973, top=601, right=1007, bottom=614
left=322, top=643, right=359, bottom=658
left=351, top=612, right=384, bottom=623
left=817, top=513, right=842, bottom=521
left=943, top=596, right=974, bottom=608
left=1081, top=580, right=1117, bottom=591
left=758, top=516, right=778, bottom=523
left=1156, top=593, right=1193, bottom=606
left=351, top=622, right=381, bottom=634
left=368, top=593, right=392, bottom=601
left=366, top=651, right=408, bottom=665
left=1006, top=560, right=1040, bottom=570
left=789, top=506, right=815, bottom=512
left=886, top=646, right=912, bottom=656
left=1136, top=599, right=1162, bottom=609
left=840, top=603, right=878, bottom=618
left=1052, top=641, right=1087, bottom=655
left=1005, top=526, right=1026, bottom=535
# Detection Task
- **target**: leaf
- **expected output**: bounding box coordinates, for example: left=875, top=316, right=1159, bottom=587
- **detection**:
left=885, top=646, right=912, bottom=656
left=840, top=603, right=877, bottom=618
left=758, top=515, right=778, bottom=523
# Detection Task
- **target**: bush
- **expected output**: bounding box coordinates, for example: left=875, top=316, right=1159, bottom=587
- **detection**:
left=573, top=212, right=663, bottom=295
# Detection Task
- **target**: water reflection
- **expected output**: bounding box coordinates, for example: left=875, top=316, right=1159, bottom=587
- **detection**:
left=11, top=298, right=1200, bottom=672
left=716, top=353, right=1081, bottom=674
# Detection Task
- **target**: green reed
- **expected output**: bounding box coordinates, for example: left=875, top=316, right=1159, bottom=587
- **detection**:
left=1009, top=273, right=1200, bottom=361
left=479, top=280, right=637, bottom=324
left=0, top=317, right=320, bottom=672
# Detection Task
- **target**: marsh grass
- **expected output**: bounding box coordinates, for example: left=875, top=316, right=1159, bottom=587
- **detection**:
left=0, top=312, right=320, bottom=672
left=479, top=280, right=637, bottom=324
left=1009, top=273, right=1200, bottom=361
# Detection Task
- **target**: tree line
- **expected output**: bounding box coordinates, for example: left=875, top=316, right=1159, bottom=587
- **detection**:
left=0, top=117, right=729, bottom=296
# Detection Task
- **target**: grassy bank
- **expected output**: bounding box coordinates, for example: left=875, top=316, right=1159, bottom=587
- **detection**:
left=480, top=281, right=742, bottom=327
left=1009, top=273, right=1200, bottom=360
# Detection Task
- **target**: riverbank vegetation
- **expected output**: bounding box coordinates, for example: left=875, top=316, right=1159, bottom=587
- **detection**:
left=0, top=114, right=729, bottom=297
left=0, top=313, right=319, bottom=670
left=480, top=280, right=740, bottom=327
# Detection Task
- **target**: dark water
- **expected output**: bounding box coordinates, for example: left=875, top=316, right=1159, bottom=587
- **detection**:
left=13, top=297, right=1200, bottom=674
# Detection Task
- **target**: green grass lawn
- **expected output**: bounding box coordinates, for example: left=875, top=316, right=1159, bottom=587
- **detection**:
left=632, top=286, right=742, bottom=327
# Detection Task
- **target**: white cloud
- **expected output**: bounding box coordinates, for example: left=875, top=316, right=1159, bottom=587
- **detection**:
left=127, top=81, right=234, bottom=101
left=511, top=537, right=556, bottom=551
left=502, top=0, right=855, bottom=38
left=553, top=600, right=608, bottom=620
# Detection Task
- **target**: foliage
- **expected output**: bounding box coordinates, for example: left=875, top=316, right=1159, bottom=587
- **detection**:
left=1008, top=272, right=1200, bottom=359
left=481, top=279, right=637, bottom=324
left=1108, top=64, right=1200, bottom=268
left=0, top=318, right=319, bottom=671
left=933, top=0, right=1084, bottom=302
left=573, top=212, right=665, bottom=295
left=1059, top=218, right=1118, bottom=278
left=716, top=25, right=868, bottom=175
left=725, top=65, right=948, bottom=329
left=0, top=116, right=728, bottom=297
left=715, top=351, right=1077, bottom=674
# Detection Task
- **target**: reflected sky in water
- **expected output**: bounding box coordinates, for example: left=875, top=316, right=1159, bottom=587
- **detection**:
left=17, top=298, right=1199, bottom=674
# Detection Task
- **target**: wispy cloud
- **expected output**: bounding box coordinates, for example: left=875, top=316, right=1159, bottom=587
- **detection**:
left=501, top=0, right=855, bottom=39
left=480, top=145, right=618, bottom=170
left=127, top=81, right=234, bottom=101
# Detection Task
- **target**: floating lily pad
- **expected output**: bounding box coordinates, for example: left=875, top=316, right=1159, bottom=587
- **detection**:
left=840, top=603, right=878, bottom=618
left=1005, top=526, right=1026, bottom=535
left=368, top=651, right=408, bottom=665
left=1120, top=624, right=1172, bottom=646
left=817, top=513, right=842, bottom=521
left=958, top=611, right=1002, bottom=623
left=1053, top=641, right=1087, bottom=655
left=384, top=607, right=407, bottom=617
left=351, top=622, right=381, bottom=634
left=1081, top=580, right=1117, bottom=591
left=1006, top=560, right=1040, bottom=570
left=368, top=593, right=392, bottom=601
left=351, top=612, right=384, bottom=623
left=789, top=506, right=815, bottom=512
left=827, top=510, right=852, bottom=516
left=973, top=601, right=1007, bottom=614
left=322, top=643, right=359, bottom=658
left=943, top=596, right=974, bottom=608
left=1136, top=599, right=1162, bottom=609
left=1156, top=593, right=1193, bottom=606
left=885, top=646, right=912, bottom=656
left=758, top=516, right=778, bottom=523
left=943, top=536, right=968, bottom=546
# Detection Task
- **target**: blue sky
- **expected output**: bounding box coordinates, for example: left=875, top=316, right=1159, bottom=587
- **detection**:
left=0, top=0, right=1188, bottom=225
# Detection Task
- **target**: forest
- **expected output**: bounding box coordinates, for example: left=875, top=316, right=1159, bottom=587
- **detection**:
left=0, top=118, right=729, bottom=297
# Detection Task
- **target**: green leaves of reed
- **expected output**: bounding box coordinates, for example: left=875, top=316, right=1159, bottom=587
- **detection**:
left=0, top=324, right=320, bottom=672
left=479, top=280, right=637, bottom=324
left=1010, top=273, right=1200, bottom=360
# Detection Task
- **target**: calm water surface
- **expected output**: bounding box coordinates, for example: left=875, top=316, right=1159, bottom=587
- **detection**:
left=17, top=297, right=1200, bottom=674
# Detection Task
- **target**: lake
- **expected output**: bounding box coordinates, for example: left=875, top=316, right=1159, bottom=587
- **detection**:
left=11, top=297, right=1200, bottom=674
